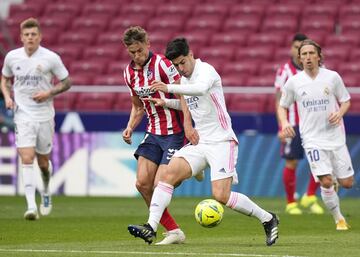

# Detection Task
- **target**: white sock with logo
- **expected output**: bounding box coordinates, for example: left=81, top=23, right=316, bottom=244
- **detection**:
left=226, top=191, right=272, bottom=223
left=22, top=164, right=37, bottom=210
left=321, top=186, right=344, bottom=222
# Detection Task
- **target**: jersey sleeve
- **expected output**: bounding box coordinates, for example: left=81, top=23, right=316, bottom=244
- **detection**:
left=274, top=65, right=287, bottom=91
left=51, top=53, right=69, bottom=81
left=333, top=72, right=351, bottom=103
left=1, top=53, right=13, bottom=78
left=279, top=78, right=295, bottom=108
left=123, top=66, right=136, bottom=96
left=159, top=57, right=180, bottom=84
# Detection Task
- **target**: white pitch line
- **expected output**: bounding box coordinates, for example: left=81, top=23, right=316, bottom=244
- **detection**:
left=0, top=248, right=307, bottom=257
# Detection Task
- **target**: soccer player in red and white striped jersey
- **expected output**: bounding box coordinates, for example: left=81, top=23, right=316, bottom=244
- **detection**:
left=275, top=33, right=323, bottom=215
left=122, top=26, right=185, bottom=245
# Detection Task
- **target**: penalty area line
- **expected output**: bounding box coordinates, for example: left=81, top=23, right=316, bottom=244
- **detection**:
left=0, top=248, right=307, bottom=257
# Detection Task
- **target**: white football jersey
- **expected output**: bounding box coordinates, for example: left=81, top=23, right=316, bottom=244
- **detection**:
left=279, top=67, right=351, bottom=150
left=168, top=59, right=237, bottom=143
left=2, top=46, right=69, bottom=122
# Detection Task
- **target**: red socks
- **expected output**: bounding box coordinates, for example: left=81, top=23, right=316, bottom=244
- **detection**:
left=159, top=208, right=179, bottom=231
left=283, top=167, right=296, bottom=203
left=306, top=173, right=319, bottom=196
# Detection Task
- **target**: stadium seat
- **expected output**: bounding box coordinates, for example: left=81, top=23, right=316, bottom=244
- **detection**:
left=265, top=4, right=302, bottom=20
left=235, top=46, right=274, bottom=62
left=261, top=17, right=298, bottom=33
left=324, top=34, right=360, bottom=48
left=198, top=46, right=235, bottom=61
left=40, top=16, right=70, bottom=32
left=155, top=4, right=193, bottom=19
left=70, top=74, right=94, bottom=85
left=339, top=4, right=360, bottom=22
left=81, top=3, right=119, bottom=19
left=93, top=75, right=124, bottom=86
left=75, top=93, right=115, bottom=111
left=96, top=32, right=124, bottom=48
left=53, top=92, right=77, bottom=111
left=258, top=62, right=280, bottom=76
left=247, top=33, right=286, bottom=47
left=174, top=31, right=211, bottom=49
left=227, top=94, right=268, bottom=113
left=70, top=60, right=107, bottom=77
left=58, top=32, right=96, bottom=47
left=71, top=17, right=109, bottom=34
left=9, top=3, right=44, bottom=19
left=44, top=3, right=81, bottom=18
left=273, top=48, right=291, bottom=64
left=340, top=19, right=360, bottom=34
left=338, top=62, right=360, bottom=76
left=108, top=16, right=149, bottom=34
left=322, top=46, right=350, bottom=62
left=300, top=17, right=335, bottom=33
left=40, top=28, right=59, bottom=47
left=52, top=45, right=84, bottom=62
left=348, top=49, right=360, bottom=62
left=106, top=60, right=129, bottom=75
left=222, top=61, right=259, bottom=76
left=120, top=3, right=156, bottom=17
left=82, top=46, right=121, bottom=62
left=245, top=75, right=275, bottom=87
left=343, top=74, right=360, bottom=88
left=147, top=17, right=185, bottom=34
left=302, top=4, right=339, bottom=20
left=113, top=93, right=132, bottom=112
left=322, top=60, right=338, bottom=71
left=228, top=4, right=265, bottom=19
left=210, top=32, right=248, bottom=47
left=192, top=3, right=229, bottom=19
left=223, top=16, right=262, bottom=34
left=185, top=17, right=223, bottom=34
left=221, top=74, right=248, bottom=87
left=348, top=95, right=360, bottom=113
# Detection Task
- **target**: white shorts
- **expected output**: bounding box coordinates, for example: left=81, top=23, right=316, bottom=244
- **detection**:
left=173, top=140, right=239, bottom=184
left=304, top=145, right=354, bottom=182
left=14, top=119, right=55, bottom=155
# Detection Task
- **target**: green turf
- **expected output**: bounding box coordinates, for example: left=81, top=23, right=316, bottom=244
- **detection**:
left=0, top=196, right=359, bottom=257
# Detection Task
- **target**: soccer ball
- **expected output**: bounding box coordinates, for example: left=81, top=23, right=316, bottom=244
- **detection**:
left=194, top=199, right=224, bottom=228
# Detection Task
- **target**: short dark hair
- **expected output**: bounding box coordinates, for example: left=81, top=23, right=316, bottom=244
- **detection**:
left=292, top=33, right=307, bottom=42
left=122, top=26, right=148, bottom=46
left=165, top=37, right=190, bottom=60
left=20, top=17, right=41, bottom=33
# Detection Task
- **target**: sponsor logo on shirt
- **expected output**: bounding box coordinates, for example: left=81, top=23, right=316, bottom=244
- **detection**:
left=15, top=75, right=43, bottom=86
left=134, top=85, right=155, bottom=98
left=186, top=96, right=199, bottom=110
left=302, top=98, right=329, bottom=112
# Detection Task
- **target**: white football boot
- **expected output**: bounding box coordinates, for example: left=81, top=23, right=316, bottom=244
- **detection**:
left=155, top=228, right=186, bottom=245
left=24, top=208, right=39, bottom=220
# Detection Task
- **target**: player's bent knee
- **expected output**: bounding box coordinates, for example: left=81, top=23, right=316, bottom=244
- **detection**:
left=135, top=180, right=152, bottom=194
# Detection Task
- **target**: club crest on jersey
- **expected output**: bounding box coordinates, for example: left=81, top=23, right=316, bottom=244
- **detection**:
left=147, top=69, right=154, bottom=80
left=324, top=87, right=330, bottom=96
left=36, top=65, right=43, bottom=73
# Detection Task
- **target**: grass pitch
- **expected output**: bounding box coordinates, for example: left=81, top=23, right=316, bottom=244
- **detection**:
left=0, top=196, right=359, bottom=257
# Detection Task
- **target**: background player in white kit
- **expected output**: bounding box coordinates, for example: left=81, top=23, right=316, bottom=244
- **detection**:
left=128, top=38, right=279, bottom=246
left=1, top=18, right=71, bottom=220
left=278, top=39, right=354, bottom=230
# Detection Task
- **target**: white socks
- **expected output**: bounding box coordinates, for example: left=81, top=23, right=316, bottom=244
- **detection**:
left=226, top=191, right=272, bottom=223
left=41, top=161, right=52, bottom=193
left=148, top=181, right=174, bottom=231
left=321, top=186, right=344, bottom=222
left=22, top=164, right=36, bottom=210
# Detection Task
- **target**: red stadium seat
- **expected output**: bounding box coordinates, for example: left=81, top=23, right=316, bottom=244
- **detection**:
left=40, top=16, right=70, bottom=32
left=266, top=4, right=302, bottom=20
left=108, top=16, right=149, bottom=33
left=247, top=33, right=286, bottom=47
left=58, top=32, right=96, bottom=47
left=258, top=62, right=280, bottom=76
left=75, top=93, right=115, bottom=111
left=261, top=17, right=298, bottom=33
left=82, top=3, right=119, bottom=18
left=221, top=74, right=248, bottom=87
left=185, top=17, right=223, bottom=34
left=245, top=75, right=275, bottom=87
left=93, top=75, right=124, bottom=86
left=338, top=62, right=360, bottom=76
left=340, top=19, right=360, bottom=34
left=235, top=46, right=274, bottom=62
left=82, top=46, right=121, bottom=62
left=210, top=32, right=248, bottom=47
left=106, top=60, right=129, bottom=75
left=302, top=5, right=338, bottom=20
left=339, top=4, right=360, bottom=22
left=348, top=95, right=360, bottom=113
left=193, top=3, right=229, bottom=19
left=44, top=3, right=81, bottom=18
left=223, top=16, right=262, bottom=34
left=120, top=3, right=156, bottom=17
left=52, top=45, right=84, bottom=61
left=273, top=48, right=291, bottom=64
left=300, top=17, right=335, bottom=34
left=174, top=31, right=211, bottom=49
left=227, top=94, right=268, bottom=113
left=228, top=4, right=265, bottom=19
left=348, top=49, right=360, bottom=62
left=70, top=74, right=94, bottom=85
left=113, top=93, right=132, bottom=112
left=9, top=3, right=44, bottom=18
left=70, top=60, right=107, bottom=76
left=198, top=46, right=235, bottom=61
left=222, top=61, right=259, bottom=76
left=96, top=32, right=124, bottom=48
left=53, top=92, right=77, bottom=111
left=71, top=17, right=109, bottom=34
left=147, top=17, right=185, bottom=34
left=155, top=4, right=193, bottom=19
left=343, top=74, right=360, bottom=88
left=324, top=34, right=360, bottom=48
left=323, top=46, right=350, bottom=62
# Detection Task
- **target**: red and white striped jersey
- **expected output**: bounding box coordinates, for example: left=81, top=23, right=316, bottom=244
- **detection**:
left=275, top=60, right=300, bottom=126
left=123, top=52, right=183, bottom=135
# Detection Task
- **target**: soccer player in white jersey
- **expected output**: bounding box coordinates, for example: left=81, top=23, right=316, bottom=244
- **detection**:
left=278, top=39, right=354, bottom=230
left=128, top=38, right=279, bottom=246
left=1, top=18, right=71, bottom=220
left=275, top=33, right=323, bottom=215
